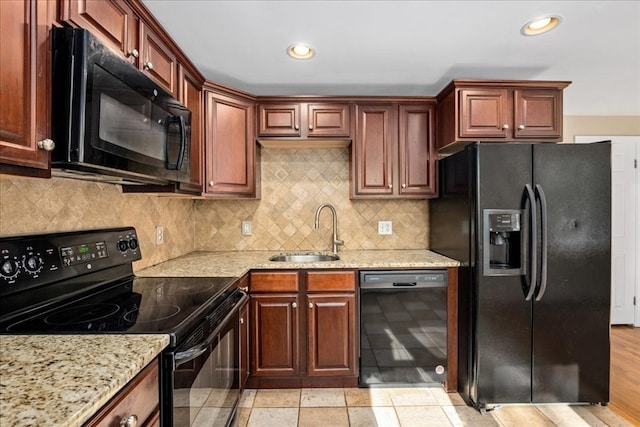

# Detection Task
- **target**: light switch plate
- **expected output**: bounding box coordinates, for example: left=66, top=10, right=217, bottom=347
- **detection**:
left=378, top=221, right=392, bottom=235
left=242, top=220, right=252, bottom=236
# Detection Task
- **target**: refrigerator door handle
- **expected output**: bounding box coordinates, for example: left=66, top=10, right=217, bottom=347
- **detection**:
left=524, top=184, right=537, bottom=301
left=534, top=184, right=549, bottom=301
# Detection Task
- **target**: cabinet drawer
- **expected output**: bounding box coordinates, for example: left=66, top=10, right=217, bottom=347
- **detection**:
left=250, top=271, right=299, bottom=292
left=86, top=359, right=159, bottom=427
left=307, top=271, right=356, bottom=292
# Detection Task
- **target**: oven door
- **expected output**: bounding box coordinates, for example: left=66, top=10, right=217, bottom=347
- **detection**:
left=164, top=292, right=248, bottom=427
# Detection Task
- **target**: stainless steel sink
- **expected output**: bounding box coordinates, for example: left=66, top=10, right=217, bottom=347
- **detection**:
left=269, top=253, right=340, bottom=262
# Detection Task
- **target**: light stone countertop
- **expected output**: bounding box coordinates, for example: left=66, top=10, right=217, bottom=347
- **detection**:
left=135, top=249, right=460, bottom=277
left=0, top=334, right=169, bottom=427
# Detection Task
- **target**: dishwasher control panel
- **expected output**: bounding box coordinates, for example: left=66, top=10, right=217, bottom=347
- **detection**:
left=359, top=270, right=447, bottom=289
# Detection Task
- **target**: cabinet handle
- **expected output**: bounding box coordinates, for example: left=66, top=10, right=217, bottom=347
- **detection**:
left=119, top=415, right=138, bottom=427
left=127, top=48, right=139, bottom=58
left=292, top=302, right=297, bottom=308
left=239, top=286, right=249, bottom=292
left=518, top=124, right=525, bottom=130
left=502, top=124, right=510, bottom=130
left=144, top=61, right=154, bottom=71
left=37, top=139, right=55, bottom=151
left=308, top=302, right=313, bottom=309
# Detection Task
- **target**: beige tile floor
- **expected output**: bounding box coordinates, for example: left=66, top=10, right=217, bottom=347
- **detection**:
left=235, top=388, right=633, bottom=427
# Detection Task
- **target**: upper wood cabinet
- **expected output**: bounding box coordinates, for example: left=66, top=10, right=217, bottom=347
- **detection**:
left=436, top=80, right=570, bottom=156
left=0, top=0, right=54, bottom=176
left=352, top=102, right=437, bottom=198
left=204, top=87, right=258, bottom=198
left=257, top=102, right=351, bottom=139
left=60, top=0, right=178, bottom=95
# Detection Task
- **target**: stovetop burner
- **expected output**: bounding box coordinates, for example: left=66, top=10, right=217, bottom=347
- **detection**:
left=45, top=303, right=120, bottom=326
left=124, top=303, right=181, bottom=323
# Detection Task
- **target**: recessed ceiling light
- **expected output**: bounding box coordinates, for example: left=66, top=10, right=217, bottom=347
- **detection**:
left=521, top=15, right=561, bottom=36
left=287, top=44, right=315, bottom=60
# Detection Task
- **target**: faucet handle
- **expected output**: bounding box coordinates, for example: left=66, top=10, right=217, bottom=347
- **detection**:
left=334, top=238, right=344, bottom=246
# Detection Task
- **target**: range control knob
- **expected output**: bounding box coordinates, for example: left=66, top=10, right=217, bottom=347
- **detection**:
left=23, top=254, right=44, bottom=275
left=128, top=238, right=139, bottom=250
left=1, top=258, right=21, bottom=281
left=117, top=240, right=129, bottom=252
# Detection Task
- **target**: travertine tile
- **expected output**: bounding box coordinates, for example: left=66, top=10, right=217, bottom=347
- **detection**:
left=235, top=407, right=251, bottom=427
left=300, top=388, right=346, bottom=407
left=388, top=387, right=439, bottom=406
left=344, top=388, right=393, bottom=407
left=253, top=389, right=301, bottom=408
left=441, top=405, right=501, bottom=427
left=246, top=407, right=299, bottom=427
left=539, top=404, right=634, bottom=427
left=238, top=389, right=257, bottom=408
left=430, top=388, right=467, bottom=406
left=347, top=407, right=400, bottom=427
left=395, top=405, right=453, bottom=427
left=491, top=405, right=555, bottom=427
left=298, top=407, right=349, bottom=427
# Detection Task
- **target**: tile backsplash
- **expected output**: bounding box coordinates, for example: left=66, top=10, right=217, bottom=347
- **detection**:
left=1, top=147, right=429, bottom=269
left=195, top=147, right=429, bottom=252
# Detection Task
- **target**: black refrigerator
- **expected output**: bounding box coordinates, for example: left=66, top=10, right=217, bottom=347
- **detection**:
left=430, top=142, right=611, bottom=411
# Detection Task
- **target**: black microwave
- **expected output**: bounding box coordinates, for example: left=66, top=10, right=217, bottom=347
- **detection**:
left=51, top=28, right=191, bottom=186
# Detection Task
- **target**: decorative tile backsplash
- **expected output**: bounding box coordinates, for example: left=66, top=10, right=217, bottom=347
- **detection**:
left=1, top=147, right=429, bottom=270
left=194, top=147, right=429, bottom=251
left=0, top=176, right=194, bottom=271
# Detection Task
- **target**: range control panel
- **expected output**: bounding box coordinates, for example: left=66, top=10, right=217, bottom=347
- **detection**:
left=0, top=227, right=141, bottom=296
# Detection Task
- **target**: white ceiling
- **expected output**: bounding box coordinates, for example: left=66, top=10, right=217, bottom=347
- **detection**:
left=142, top=1, right=640, bottom=116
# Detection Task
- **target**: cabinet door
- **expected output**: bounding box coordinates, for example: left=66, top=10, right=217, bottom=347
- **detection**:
left=0, top=0, right=52, bottom=174
left=250, top=294, right=300, bottom=376
left=307, top=293, right=357, bottom=377
left=513, top=89, right=563, bottom=139
left=398, top=104, right=437, bottom=196
left=205, top=92, right=256, bottom=196
left=307, top=104, right=351, bottom=137
left=352, top=104, right=396, bottom=196
left=178, top=66, right=203, bottom=191
left=459, top=89, right=510, bottom=139
left=140, top=23, right=176, bottom=95
left=257, top=104, right=301, bottom=137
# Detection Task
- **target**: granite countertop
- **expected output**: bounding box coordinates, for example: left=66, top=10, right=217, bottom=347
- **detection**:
left=136, top=249, right=459, bottom=277
left=0, top=334, right=169, bottom=427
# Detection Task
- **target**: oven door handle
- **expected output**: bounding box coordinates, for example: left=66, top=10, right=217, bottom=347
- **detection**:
left=174, top=292, right=248, bottom=367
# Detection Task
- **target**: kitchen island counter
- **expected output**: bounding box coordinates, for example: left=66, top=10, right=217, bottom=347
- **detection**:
left=136, top=249, right=459, bottom=277
left=0, top=334, right=169, bottom=427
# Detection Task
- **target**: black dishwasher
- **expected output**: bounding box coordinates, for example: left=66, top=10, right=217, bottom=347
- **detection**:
left=359, top=270, right=447, bottom=387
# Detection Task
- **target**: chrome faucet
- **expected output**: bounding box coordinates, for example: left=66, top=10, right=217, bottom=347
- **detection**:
left=314, top=203, right=344, bottom=254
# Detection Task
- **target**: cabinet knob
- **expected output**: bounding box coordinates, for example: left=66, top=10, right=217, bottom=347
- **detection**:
left=119, top=415, right=138, bottom=427
left=518, top=124, right=525, bottom=130
left=502, top=124, right=510, bottom=130
left=309, top=125, right=314, bottom=131
left=127, top=49, right=139, bottom=58
left=294, top=124, right=299, bottom=130
left=240, top=317, right=244, bottom=324
left=308, top=302, right=313, bottom=309
left=388, top=184, right=393, bottom=189
left=239, top=286, right=249, bottom=292
left=402, top=183, right=406, bottom=188
left=37, top=139, right=55, bottom=151
left=144, top=61, right=154, bottom=71
left=209, top=181, right=215, bottom=187
left=292, top=302, right=297, bottom=308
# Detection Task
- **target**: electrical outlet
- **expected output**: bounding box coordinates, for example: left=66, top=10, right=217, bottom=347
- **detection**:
left=155, top=225, right=165, bottom=245
left=378, top=220, right=392, bottom=235
left=241, top=220, right=252, bottom=236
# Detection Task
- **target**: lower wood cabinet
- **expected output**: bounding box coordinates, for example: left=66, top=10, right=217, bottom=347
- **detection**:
left=85, top=359, right=159, bottom=427
left=247, top=270, right=357, bottom=388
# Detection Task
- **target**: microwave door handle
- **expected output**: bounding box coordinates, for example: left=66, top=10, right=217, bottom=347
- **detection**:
left=164, top=115, right=185, bottom=170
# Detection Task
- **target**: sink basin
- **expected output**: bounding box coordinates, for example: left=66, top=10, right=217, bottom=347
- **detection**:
left=269, top=253, right=340, bottom=263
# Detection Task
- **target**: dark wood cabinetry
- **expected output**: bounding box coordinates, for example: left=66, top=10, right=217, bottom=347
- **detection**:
left=247, top=270, right=357, bottom=388
left=204, top=85, right=258, bottom=198
left=0, top=0, right=54, bottom=176
left=437, top=80, right=570, bottom=156
left=85, top=359, right=160, bottom=427
left=257, top=102, right=351, bottom=139
left=139, top=22, right=176, bottom=94
left=352, top=102, right=437, bottom=198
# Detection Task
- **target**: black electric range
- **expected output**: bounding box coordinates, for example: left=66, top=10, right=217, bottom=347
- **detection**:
left=0, top=227, right=238, bottom=346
